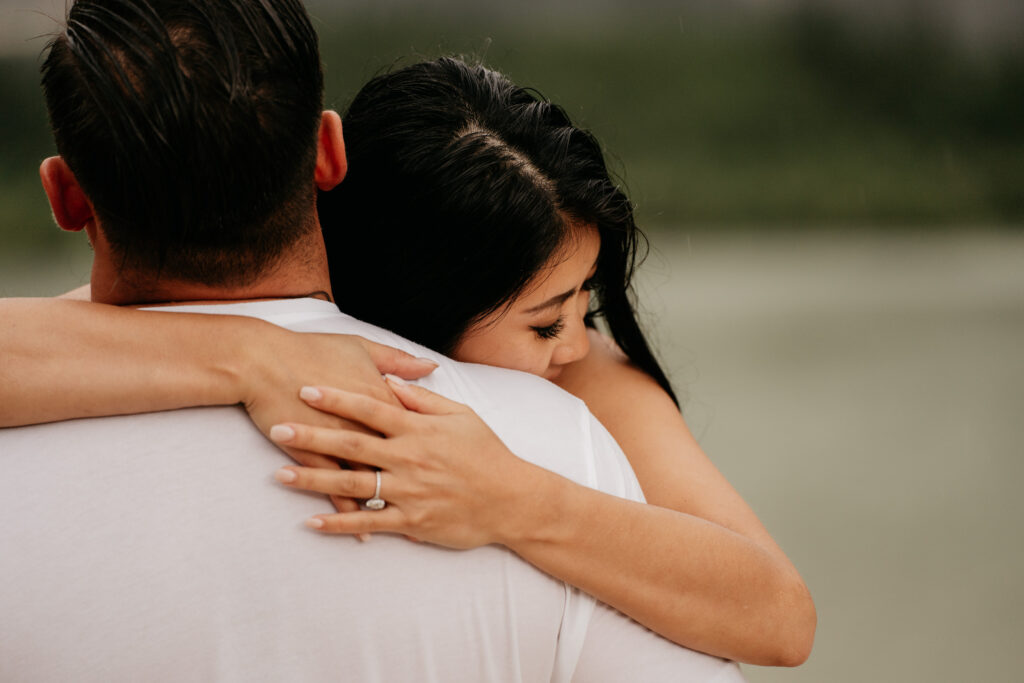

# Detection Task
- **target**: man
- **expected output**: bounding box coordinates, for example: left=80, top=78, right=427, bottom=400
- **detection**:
left=0, top=1, right=741, bottom=680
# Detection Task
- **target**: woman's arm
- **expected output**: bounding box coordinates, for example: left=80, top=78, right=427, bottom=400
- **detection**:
left=0, top=297, right=435, bottom=431
left=547, top=330, right=816, bottom=664
left=270, top=365, right=815, bottom=666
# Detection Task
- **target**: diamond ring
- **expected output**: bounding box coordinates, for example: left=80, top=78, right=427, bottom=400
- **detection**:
left=365, top=470, right=386, bottom=510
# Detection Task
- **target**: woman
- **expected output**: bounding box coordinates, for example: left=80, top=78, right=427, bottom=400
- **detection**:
left=0, top=58, right=814, bottom=665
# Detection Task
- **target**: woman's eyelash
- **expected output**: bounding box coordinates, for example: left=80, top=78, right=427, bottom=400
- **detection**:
left=581, top=277, right=596, bottom=292
left=532, top=316, right=565, bottom=340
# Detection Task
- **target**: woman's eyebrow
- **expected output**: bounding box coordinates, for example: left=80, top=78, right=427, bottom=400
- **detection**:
left=524, top=289, right=575, bottom=314
left=524, top=255, right=598, bottom=314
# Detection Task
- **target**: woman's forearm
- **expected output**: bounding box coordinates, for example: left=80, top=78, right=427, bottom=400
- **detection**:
left=502, top=472, right=815, bottom=666
left=1, top=298, right=436, bottom=432
left=0, top=298, right=253, bottom=427
left=547, top=330, right=816, bottom=665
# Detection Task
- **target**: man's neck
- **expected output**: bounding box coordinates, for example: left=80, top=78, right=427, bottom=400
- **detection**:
left=89, top=230, right=333, bottom=307
left=120, top=290, right=334, bottom=309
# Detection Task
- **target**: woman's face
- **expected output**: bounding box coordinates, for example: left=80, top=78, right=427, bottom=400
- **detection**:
left=454, top=228, right=600, bottom=381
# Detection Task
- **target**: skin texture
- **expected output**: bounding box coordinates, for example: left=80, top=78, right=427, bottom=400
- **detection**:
left=454, top=229, right=598, bottom=382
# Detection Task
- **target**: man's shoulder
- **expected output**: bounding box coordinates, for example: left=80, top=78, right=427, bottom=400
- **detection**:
left=163, top=299, right=637, bottom=496
left=223, top=298, right=588, bottom=417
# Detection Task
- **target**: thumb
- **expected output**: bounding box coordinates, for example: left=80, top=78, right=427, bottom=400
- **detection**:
left=384, top=375, right=464, bottom=416
left=360, top=339, right=438, bottom=380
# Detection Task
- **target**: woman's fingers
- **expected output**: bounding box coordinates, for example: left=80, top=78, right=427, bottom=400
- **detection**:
left=307, top=509, right=405, bottom=535
left=298, top=386, right=411, bottom=436
left=329, top=495, right=362, bottom=514
left=285, top=448, right=342, bottom=471
left=275, top=465, right=381, bottom=500
left=277, top=467, right=403, bottom=538
left=269, top=421, right=390, bottom=467
left=383, top=375, right=466, bottom=416
left=273, top=441, right=361, bottom=513
left=357, top=338, right=438, bottom=381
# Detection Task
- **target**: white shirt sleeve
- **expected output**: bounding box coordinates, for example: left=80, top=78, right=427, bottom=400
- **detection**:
left=583, top=412, right=647, bottom=503
left=573, top=601, right=747, bottom=682
left=568, top=415, right=746, bottom=682
left=548, top=410, right=652, bottom=681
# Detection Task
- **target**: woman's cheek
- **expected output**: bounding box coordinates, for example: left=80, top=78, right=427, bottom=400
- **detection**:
left=513, top=340, right=549, bottom=377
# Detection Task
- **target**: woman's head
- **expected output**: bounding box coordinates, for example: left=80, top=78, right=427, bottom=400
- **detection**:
left=455, top=225, right=599, bottom=381
left=320, top=57, right=676, bottom=402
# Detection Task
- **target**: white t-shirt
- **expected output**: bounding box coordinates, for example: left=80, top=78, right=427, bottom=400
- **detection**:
left=0, top=298, right=743, bottom=682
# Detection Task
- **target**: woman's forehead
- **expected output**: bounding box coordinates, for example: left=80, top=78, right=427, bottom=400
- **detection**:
left=515, top=229, right=600, bottom=307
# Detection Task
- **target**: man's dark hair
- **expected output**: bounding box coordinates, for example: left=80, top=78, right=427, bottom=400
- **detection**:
left=41, top=0, right=324, bottom=285
left=319, top=57, right=677, bottom=404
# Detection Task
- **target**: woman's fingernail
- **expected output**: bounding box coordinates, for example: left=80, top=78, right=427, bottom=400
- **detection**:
left=384, top=373, right=407, bottom=386
left=417, top=357, right=439, bottom=368
left=269, top=424, right=295, bottom=442
left=299, top=386, right=322, bottom=402
left=274, top=468, right=297, bottom=484
left=357, top=533, right=372, bottom=543
left=305, top=517, right=325, bottom=529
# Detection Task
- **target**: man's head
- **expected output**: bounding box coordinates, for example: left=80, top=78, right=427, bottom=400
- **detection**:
left=39, top=0, right=342, bottom=294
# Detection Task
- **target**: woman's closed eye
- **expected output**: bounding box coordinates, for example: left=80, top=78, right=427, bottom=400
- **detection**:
left=531, top=316, right=565, bottom=340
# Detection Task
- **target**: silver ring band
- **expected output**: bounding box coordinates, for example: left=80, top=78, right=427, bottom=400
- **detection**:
left=365, top=470, right=386, bottom=510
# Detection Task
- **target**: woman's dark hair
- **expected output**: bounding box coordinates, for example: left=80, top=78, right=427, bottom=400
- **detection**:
left=320, top=57, right=677, bottom=404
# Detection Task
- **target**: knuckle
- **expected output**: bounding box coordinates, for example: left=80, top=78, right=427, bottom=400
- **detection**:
left=301, top=469, right=328, bottom=489
left=341, top=419, right=376, bottom=437
left=385, top=441, right=414, bottom=467
left=335, top=430, right=364, bottom=454
left=362, top=383, right=393, bottom=405
left=322, top=518, right=348, bottom=534
left=334, top=430, right=356, bottom=449
left=415, top=422, right=438, bottom=441
left=361, top=396, right=386, bottom=421
left=332, top=496, right=360, bottom=513
left=406, top=508, right=428, bottom=528
left=344, top=470, right=367, bottom=493
left=367, top=514, right=391, bottom=532
left=317, top=387, right=346, bottom=411
left=400, top=481, right=426, bottom=502
left=402, top=449, right=427, bottom=469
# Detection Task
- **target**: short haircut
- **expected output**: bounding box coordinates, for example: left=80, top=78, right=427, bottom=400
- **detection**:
left=41, top=0, right=324, bottom=285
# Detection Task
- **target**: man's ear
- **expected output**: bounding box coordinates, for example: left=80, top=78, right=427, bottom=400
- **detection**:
left=39, top=156, right=95, bottom=232
left=315, top=110, right=347, bottom=191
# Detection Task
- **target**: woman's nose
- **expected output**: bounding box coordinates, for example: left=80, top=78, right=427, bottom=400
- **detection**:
left=551, top=292, right=591, bottom=366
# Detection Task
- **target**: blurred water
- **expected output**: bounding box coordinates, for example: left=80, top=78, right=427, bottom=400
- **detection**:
left=2, top=229, right=1023, bottom=680
left=636, top=229, right=1024, bottom=682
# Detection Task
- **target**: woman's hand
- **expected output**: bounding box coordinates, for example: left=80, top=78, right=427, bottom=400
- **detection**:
left=238, top=329, right=437, bottom=443
left=236, top=331, right=438, bottom=516
left=268, top=365, right=815, bottom=665
left=267, top=376, right=544, bottom=549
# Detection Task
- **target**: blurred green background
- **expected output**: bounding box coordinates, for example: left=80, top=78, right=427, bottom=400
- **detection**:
left=1, top=1, right=1022, bottom=681
left=2, top=0, right=1023, bottom=252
